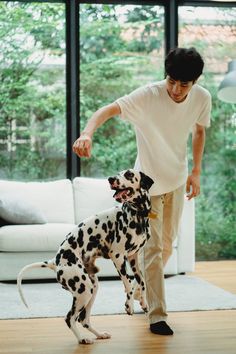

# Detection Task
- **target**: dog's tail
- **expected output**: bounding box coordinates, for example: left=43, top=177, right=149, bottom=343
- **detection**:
left=17, top=259, right=56, bottom=308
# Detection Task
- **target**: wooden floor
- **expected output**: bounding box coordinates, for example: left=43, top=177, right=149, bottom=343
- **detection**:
left=0, top=261, right=236, bottom=354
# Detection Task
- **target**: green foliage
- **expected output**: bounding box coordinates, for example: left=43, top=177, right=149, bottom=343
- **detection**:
left=125, top=7, right=164, bottom=53
left=0, top=2, right=65, bottom=180
left=194, top=74, right=236, bottom=260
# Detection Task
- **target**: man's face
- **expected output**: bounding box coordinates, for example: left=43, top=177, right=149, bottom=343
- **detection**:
left=166, top=76, right=194, bottom=103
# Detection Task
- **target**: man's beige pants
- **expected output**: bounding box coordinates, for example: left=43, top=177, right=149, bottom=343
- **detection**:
left=140, top=184, right=185, bottom=324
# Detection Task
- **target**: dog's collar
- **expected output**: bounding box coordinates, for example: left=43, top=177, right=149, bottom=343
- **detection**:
left=148, top=211, right=158, bottom=219
left=123, top=204, right=157, bottom=219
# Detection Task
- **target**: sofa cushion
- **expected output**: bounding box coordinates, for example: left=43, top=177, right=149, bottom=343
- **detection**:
left=0, top=179, right=75, bottom=224
left=0, top=194, right=46, bottom=224
left=0, top=223, right=76, bottom=252
left=73, top=177, right=116, bottom=224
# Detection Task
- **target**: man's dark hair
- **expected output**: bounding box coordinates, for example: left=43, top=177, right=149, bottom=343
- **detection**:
left=165, top=47, right=204, bottom=82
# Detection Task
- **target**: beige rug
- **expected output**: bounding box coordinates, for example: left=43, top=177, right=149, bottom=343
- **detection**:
left=1, top=275, right=236, bottom=319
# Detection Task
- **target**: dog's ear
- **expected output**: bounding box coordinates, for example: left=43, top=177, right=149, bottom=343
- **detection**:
left=140, top=172, right=154, bottom=191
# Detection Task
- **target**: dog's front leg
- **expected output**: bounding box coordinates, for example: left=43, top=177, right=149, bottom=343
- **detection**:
left=128, top=253, right=148, bottom=313
left=112, top=256, right=134, bottom=315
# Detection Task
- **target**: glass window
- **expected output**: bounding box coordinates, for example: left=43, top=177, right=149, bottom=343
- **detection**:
left=179, top=6, right=236, bottom=260
left=80, top=4, right=164, bottom=177
left=0, top=2, right=66, bottom=180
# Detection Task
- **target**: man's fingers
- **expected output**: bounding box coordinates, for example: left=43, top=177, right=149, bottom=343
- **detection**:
left=187, top=186, right=200, bottom=200
left=186, top=177, right=191, bottom=194
left=72, top=137, right=92, bottom=157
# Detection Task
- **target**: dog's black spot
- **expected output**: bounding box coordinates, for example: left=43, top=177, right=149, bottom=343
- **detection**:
left=62, top=249, right=77, bottom=265
left=120, top=261, right=126, bottom=276
left=105, top=230, right=115, bottom=244
left=55, top=250, right=63, bottom=266
left=123, top=212, right=129, bottom=225
left=130, top=259, right=135, bottom=267
left=125, top=233, right=134, bottom=251
left=139, top=239, right=146, bottom=249
left=87, top=227, right=93, bottom=235
left=61, top=277, right=68, bottom=290
left=65, top=312, right=72, bottom=328
left=78, top=306, right=86, bottom=322
left=119, top=220, right=124, bottom=232
left=57, top=269, right=64, bottom=282
left=129, top=220, right=136, bottom=229
left=101, top=245, right=110, bottom=258
left=77, top=229, right=84, bottom=247
left=122, top=226, right=127, bottom=234
left=78, top=283, right=86, bottom=294
left=68, top=278, right=76, bottom=291
left=124, top=170, right=135, bottom=180
left=107, top=220, right=113, bottom=230
left=68, top=236, right=77, bottom=249
left=87, top=235, right=100, bottom=251
left=135, top=274, right=141, bottom=284
left=102, top=223, right=107, bottom=233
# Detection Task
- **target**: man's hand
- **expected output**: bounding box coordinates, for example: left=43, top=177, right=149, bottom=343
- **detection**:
left=72, top=133, right=92, bottom=158
left=186, top=171, right=201, bottom=200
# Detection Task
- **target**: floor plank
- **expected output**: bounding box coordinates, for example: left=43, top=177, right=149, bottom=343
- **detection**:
left=192, top=260, right=236, bottom=294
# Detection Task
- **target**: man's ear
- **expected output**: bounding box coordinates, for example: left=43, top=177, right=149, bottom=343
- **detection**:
left=140, top=172, right=154, bottom=191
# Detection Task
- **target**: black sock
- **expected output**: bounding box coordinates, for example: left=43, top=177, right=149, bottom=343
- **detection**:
left=150, top=321, right=174, bottom=335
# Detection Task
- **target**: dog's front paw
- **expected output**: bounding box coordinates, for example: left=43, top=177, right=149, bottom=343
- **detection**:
left=96, top=331, right=111, bottom=340
left=140, top=297, right=148, bottom=313
left=79, top=337, right=94, bottom=345
left=125, top=300, right=134, bottom=315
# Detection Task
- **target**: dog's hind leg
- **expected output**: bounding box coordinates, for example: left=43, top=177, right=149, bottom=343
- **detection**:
left=78, top=274, right=111, bottom=340
left=65, top=297, right=84, bottom=344
left=61, top=265, right=95, bottom=344
left=65, top=294, right=95, bottom=344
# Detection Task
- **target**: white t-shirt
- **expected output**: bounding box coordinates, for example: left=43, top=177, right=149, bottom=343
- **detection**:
left=116, top=79, right=211, bottom=196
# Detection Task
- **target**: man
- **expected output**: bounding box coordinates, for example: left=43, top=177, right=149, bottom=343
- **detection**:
left=73, top=47, right=211, bottom=335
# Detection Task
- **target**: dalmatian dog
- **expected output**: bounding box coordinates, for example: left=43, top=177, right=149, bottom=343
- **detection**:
left=17, top=169, right=154, bottom=344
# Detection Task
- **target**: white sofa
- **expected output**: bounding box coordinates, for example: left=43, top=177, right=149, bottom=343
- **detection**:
left=0, top=177, right=195, bottom=281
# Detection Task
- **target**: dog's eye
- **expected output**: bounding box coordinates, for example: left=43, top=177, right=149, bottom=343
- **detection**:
left=124, top=170, right=134, bottom=180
